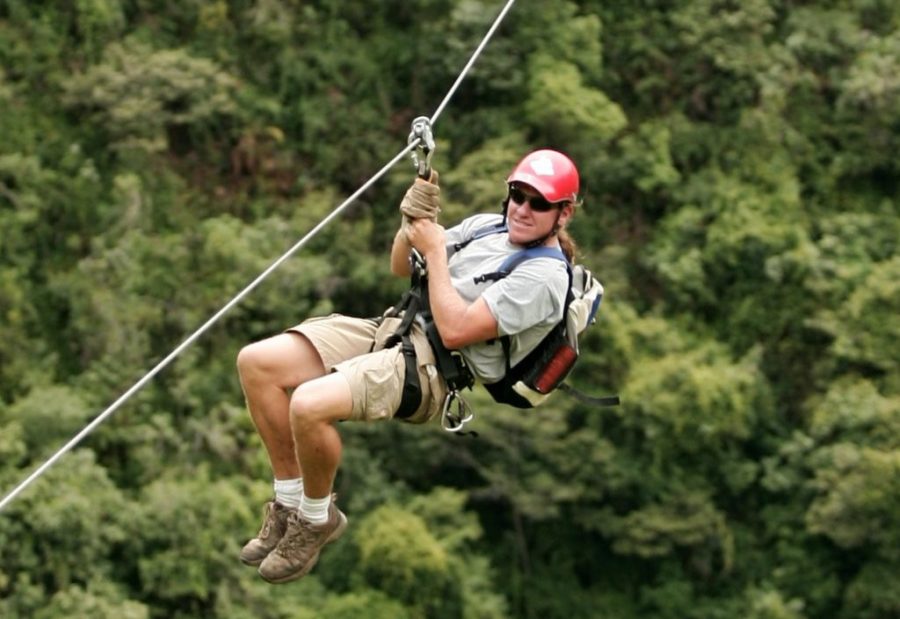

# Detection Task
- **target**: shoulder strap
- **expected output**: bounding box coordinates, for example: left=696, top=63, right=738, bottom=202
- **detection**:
left=449, top=221, right=508, bottom=255
left=474, top=246, right=570, bottom=284
left=499, top=246, right=568, bottom=271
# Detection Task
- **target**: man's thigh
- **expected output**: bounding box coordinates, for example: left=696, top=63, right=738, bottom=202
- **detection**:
left=241, top=332, right=325, bottom=389
left=286, top=314, right=381, bottom=371
left=334, top=331, right=447, bottom=424
left=289, top=314, right=446, bottom=424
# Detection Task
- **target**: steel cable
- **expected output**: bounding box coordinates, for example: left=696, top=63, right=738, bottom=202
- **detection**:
left=0, top=0, right=518, bottom=512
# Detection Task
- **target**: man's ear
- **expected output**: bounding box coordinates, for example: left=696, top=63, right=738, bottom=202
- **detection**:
left=558, top=203, right=575, bottom=227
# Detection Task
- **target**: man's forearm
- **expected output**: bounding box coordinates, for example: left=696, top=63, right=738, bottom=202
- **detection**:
left=405, top=218, right=499, bottom=348
left=390, top=225, right=412, bottom=277
left=428, top=254, right=498, bottom=350
left=424, top=250, right=475, bottom=349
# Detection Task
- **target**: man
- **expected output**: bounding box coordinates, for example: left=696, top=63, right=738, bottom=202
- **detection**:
left=236, top=149, right=580, bottom=583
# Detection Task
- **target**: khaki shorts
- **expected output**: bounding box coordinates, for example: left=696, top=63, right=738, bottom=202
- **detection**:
left=287, top=313, right=447, bottom=424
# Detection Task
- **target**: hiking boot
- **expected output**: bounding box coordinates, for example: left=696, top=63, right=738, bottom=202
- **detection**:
left=240, top=501, right=293, bottom=566
left=258, top=500, right=348, bottom=584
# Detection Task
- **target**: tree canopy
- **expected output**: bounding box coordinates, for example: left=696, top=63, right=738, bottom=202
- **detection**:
left=1, top=1, right=898, bottom=618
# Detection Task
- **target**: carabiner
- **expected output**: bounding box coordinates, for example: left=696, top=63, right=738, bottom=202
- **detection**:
left=408, top=115, right=435, bottom=179
left=409, top=248, right=427, bottom=277
left=441, top=389, right=474, bottom=433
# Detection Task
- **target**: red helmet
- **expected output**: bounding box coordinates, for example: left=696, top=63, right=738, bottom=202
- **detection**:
left=507, top=149, right=580, bottom=203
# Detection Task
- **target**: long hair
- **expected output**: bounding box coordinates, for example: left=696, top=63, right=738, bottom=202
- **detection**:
left=558, top=226, right=577, bottom=263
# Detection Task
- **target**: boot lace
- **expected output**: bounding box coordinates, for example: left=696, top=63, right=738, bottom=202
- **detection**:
left=276, top=512, right=320, bottom=559
left=258, top=502, right=277, bottom=538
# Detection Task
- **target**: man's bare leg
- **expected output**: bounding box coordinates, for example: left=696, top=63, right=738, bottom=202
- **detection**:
left=288, top=372, right=354, bottom=498
left=257, top=372, right=353, bottom=583
left=236, top=332, right=326, bottom=480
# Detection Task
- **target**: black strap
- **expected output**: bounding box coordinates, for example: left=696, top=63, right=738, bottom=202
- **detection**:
left=473, top=245, right=569, bottom=285
left=386, top=252, right=474, bottom=407
left=386, top=265, right=427, bottom=420
left=394, top=335, right=422, bottom=419
left=384, top=288, right=421, bottom=349
left=420, top=300, right=474, bottom=393
left=500, top=335, right=512, bottom=376
left=450, top=221, right=507, bottom=254
left=557, top=383, right=620, bottom=407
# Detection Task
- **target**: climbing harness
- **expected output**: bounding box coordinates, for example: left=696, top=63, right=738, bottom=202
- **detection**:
left=385, top=249, right=477, bottom=434
left=0, top=0, right=520, bottom=513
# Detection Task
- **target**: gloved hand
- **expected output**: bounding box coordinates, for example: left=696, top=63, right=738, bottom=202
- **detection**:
left=399, top=169, right=441, bottom=221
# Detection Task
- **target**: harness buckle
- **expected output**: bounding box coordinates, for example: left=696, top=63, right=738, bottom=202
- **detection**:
left=441, top=389, right=474, bottom=433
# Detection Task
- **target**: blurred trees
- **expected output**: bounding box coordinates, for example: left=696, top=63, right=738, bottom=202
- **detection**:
left=1, top=1, right=898, bottom=617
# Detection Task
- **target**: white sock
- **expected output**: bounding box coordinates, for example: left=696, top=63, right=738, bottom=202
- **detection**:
left=300, top=493, right=332, bottom=524
left=273, top=478, right=303, bottom=509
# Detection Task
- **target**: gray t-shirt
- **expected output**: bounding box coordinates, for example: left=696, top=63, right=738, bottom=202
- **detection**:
left=443, top=214, right=569, bottom=384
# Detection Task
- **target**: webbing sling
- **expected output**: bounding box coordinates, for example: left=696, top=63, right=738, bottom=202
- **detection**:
left=384, top=274, right=426, bottom=420
left=385, top=250, right=475, bottom=421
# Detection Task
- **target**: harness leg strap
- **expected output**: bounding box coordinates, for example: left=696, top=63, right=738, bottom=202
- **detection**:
left=394, top=336, right=422, bottom=420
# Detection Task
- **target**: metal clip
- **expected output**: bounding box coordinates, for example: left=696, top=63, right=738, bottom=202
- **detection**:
left=408, top=115, right=435, bottom=179
left=409, top=248, right=427, bottom=277
left=441, top=389, right=474, bottom=433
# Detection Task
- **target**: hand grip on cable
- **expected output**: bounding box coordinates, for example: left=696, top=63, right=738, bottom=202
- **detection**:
left=399, top=169, right=441, bottom=222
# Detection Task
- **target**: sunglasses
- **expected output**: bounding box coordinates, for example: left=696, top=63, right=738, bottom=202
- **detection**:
left=508, top=184, right=560, bottom=212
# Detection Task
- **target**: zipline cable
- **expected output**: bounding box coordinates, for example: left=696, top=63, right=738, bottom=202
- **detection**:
left=429, top=0, right=517, bottom=126
left=0, top=0, right=518, bottom=513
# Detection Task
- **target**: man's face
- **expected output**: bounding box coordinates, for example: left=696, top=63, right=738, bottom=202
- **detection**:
left=506, top=183, right=571, bottom=245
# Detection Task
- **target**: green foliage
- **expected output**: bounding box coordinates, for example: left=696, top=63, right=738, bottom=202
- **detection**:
left=74, top=0, right=126, bottom=60
left=524, top=54, right=627, bottom=147
left=113, top=471, right=272, bottom=617
left=745, top=587, right=806, bottom=619
left=6, top=385, right=92, bottom=458
left=809, top=379, right=900, bottom=449
left=610, top=120, right=682, bottom=195
left=601, top=490, right=733, bottom=568
left=441, top=132, right=530, bottom=220
left=34, top=581, right=149, bottom=619
left=354, top=505, right=456, bottom=616
left=0, top=1, right=898, bottom=618
left=806, top=445, right=900, bottom=554
left=315, top=590, right=412, bottom=619
left=622, top=343, right=771, bottom=453
left=827, top=256, right=900, bottom=378
left=844, top=560, right=900, bottom=619
left=0, top=450, right=132, bottom=619
left=62, top=40, right=240, bottom=154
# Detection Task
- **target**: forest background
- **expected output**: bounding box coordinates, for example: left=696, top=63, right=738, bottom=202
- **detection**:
left=1, top=1, right=898, bottom=618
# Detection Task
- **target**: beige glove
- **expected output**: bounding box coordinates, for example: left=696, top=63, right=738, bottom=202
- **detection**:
left=399, top=170, right=441, bottom=221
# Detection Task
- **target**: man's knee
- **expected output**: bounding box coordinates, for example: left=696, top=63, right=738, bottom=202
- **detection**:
left=237, top=333, right=325, bottom=388
left=289, top=376, right=352, bottom=429
left=289, top=384, right=319, bottom=431
left=236, top=341, right=267, bottom=380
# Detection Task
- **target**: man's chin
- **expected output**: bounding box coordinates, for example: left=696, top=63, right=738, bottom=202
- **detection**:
left=507, top=225, right=536, bottom=245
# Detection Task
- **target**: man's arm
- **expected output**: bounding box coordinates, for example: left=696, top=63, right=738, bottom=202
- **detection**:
left=390, top=226, right=412, bottom=277
left=406, top=218, right=498, bottom=349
